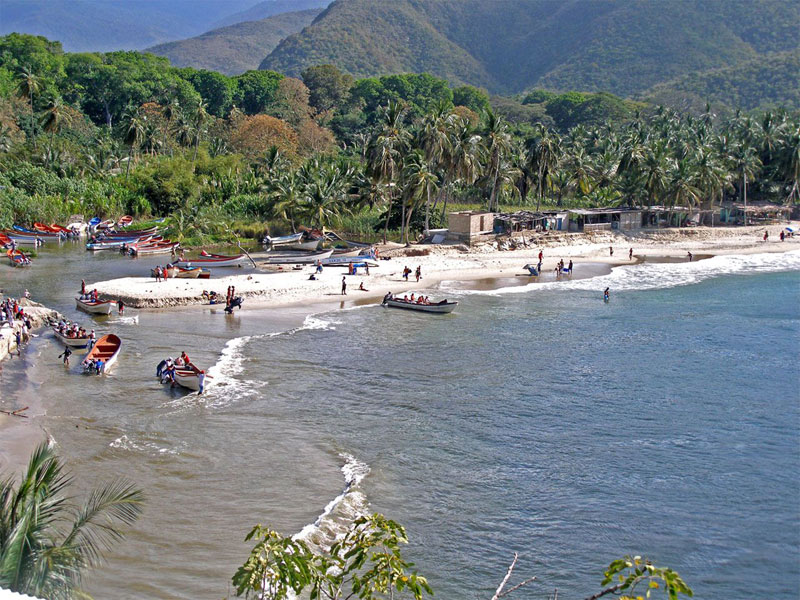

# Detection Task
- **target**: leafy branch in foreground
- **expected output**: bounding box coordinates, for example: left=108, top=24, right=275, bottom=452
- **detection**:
left=586, top=555, right=693, bottom=600
left=0, top=442, right=144, bottom=599
left=232, top=514, right=432, bottom=600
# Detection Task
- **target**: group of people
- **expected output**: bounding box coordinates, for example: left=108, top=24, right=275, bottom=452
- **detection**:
left=399, top=293, right=432, bottom=305
left=55, top=320, right=95, bottom=342
left=81, top=356, right=105, bottom=374
left=153, top=265, right=172, bottom=281
left=0, top=296, right=34, bottom=357
left=78, top=289, right=100, bottom=302
left=156, top=351, right=205, bottom=394
left=401, top=265, right=422, bottom=282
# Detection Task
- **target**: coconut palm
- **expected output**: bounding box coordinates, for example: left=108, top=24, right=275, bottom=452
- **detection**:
left=190, top=100, right=210, bottom=161
left=401, top=150, right=439, bottom=245
left=528, top=124, right=561, bottom=211
left=0, top=442, right=143, bottom=599
left=15, top=66, right=41, bottom=145
left=122, top=105, right=147, bottom=179
left=40, top=95, right=73, bottom=164
left=368, top=101, right=410, bottom=243
left=729, top=142, right=762, bottom=217
left=480, top=110, right=513, bottom=212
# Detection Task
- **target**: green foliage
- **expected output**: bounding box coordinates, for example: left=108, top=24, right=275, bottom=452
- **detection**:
left=178, top=68, right=235, bottom=117
left=600, top=555, right=693, bottom=600
left=349, top=73, right=454, bottom=122
left=302, top=63, right=355, bottom=113
left=232, top=514, right=432, bottom=600
left=453, top=85, right=490, bottom=113
left=0, top=442, right=143, bottom=599
left=233, top=70, right=284, bottom=115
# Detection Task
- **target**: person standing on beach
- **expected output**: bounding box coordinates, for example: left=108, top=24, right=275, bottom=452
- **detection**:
left=763, top=231, right=769, bottom=242
left=609, top=246, right=614, bottom=256
left=118, top=299, right=124, bottom=315
left=415, top=266, right=421, bottom=282
left=568, top=260, right=573, bottom=274
left=687, top=251, right=693, bottom=261
left=341, top=276, right=347, bottom=295
left=538, top=250, right=543, bottom=263
left=780, top=230, right=785, bottom=242
left=629, top=248, right=633, bottom=260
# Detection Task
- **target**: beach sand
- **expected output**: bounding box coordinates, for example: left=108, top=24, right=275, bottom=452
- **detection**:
left=89, top=224, right=800, bottom=311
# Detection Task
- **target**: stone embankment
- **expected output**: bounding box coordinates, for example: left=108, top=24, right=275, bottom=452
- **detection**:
left=0, top=298, right=62, bottom=362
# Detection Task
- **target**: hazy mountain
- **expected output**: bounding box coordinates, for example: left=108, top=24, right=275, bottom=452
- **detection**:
left=211, top=0, right=332, bottom=29
left=0, top=0, right=258, bottom=51
left=260, top=0, right=798, bottom=101
left=147, top=9, right=322, bottom=75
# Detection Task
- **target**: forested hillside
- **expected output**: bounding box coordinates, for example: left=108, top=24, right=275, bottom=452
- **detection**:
left=147, top=10, right=322, bottom=75
left=0, top=0, right=259, bottom=51
left=261, top=0, right=798, bottom=107
left=643, top=50, right=800, bottom=113
left=211, top=0, right=331, bottom=29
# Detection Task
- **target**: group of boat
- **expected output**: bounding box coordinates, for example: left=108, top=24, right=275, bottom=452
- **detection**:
left=86, top=227, right=179, bottom=255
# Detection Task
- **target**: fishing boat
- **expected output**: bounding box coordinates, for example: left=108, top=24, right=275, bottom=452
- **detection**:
left=261, top=248, right=334, bottom=265
left=174, top=364, right=206, bottom=391
left=117, top=215, right=133, bottom=227
left=53, top=328, right=91, bottom=348
left=161, top=265, right=202, bottom=279
left=130, top=241, right=179, bottom=256
left=173, top=252, right=246, bottom=268
left=262, top=232, right=303, bottom=248
left=98, top=227, right=158, bottom=238
left=8, top=228, right=57, bottom=243
left=320, top=253, right=378, bottom=267
left=7, top=249, right=31, bottom=267
left=76, top=296, right=114, bottom=315
left=2, top=233, right=43, bottom=247
left=0, top=233, right=11, bottom=247
left=82, top=334, right=121, bottom=373
left=383, top=296, right=458, bottom=314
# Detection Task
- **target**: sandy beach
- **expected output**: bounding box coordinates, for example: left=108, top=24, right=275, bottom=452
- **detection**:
left=90, top=224, right=800, bottom=310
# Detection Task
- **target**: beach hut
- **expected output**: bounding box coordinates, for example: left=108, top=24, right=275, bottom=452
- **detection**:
left=447, top=211, right=495, bottom=243
left=568, top=208, right=643, bottom=232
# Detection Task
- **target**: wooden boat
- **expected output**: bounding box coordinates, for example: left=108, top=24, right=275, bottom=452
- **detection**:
left=197, top=269, right=211, bottom=279
left=383, top=297, right=458, bottom=314
left=99, top=227, right=158, bottom=238
left=2, top=233, right=43, bottom=246
left=174, top=252, right=246, bottom=268
left=320, top=253, right=378, bottom=267
left=160, top=265, right=202, bottom=279
left=130, top=241, right=179, bottom=255
left=7, top=249, right=31, bottom=267
left=76, top=297, right=114, bottom=315
left=8, top=228, right=57, bottom=243
left=261, top=248, right=334, bottom=265
left=174, top=363, right=205, bottom=391
left=117, top=215, right=133, bottom=227
left=82, top=334, right=121, bottom=373
left=263, top=232, right=303, bottom=248
left=13, top=225, right=61, bottom=238
left=0, top=233, right=11, bottom=247
left=53, top=328, right=91, bottom=348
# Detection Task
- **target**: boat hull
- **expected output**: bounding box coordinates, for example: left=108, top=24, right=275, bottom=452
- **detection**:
left=76, top=297, right=114, bottom=315
left=261, top=249, right=334, bottom=265
left=174, top=368, right=201, bottom=391
left=83, top=334, right=121, bottom=373
left=174, top=254, right=245, bottom=268
left=384, top=299, right=458, bottom=314
left=53, top=329, right=90, bottom=348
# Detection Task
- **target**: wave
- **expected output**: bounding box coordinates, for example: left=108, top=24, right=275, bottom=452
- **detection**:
left=109, top=433, right=180, bottom=456
left=292, top=453, right=371, bottom=553
left=440, top=250, right=800, bottom=297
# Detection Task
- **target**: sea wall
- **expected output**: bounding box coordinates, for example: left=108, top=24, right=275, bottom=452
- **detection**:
left=0, top=298, right=62, bottom=363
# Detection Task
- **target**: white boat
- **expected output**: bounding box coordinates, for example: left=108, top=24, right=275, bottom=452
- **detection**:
left=282, top=238, right=321, bottom=251
left=383, top=297, right=458, bottom=314
left=53, top=328, right=91, bottom=348
left=261, top=248, right=334, bottom=265
left=82, top=334, right=121, bottom=373
left=174, top=365, right=205, bottom=391
left=320, top=253, right=378, bottom=266
left=263, top=232, right=303, bottom=248
left=76, top=297, right=114, bottom=315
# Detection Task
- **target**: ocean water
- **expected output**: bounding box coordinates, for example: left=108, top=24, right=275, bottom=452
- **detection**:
left=1, top=245, right=798, bottom=599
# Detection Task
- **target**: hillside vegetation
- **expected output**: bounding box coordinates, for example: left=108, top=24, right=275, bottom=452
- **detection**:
left=211, top=0, right=331, bottom=29
left=260, top=0, right=798, bottom=108
left=147, top=10, right=322, bottom=75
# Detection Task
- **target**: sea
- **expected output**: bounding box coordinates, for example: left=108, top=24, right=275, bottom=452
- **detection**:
left=0, top=243, right=798, bottom=599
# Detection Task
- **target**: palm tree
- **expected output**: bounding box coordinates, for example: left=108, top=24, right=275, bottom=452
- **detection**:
left=15, top=66, right=41, bottom=146
left=40, top=96, right=73, bottom=163
left=122, top=105, right=147, bottom=179
left=692, top=148, right=729, bottom=225
left=0, top=442, right=143, bottom=599
left=729, top=142, right=762, bottom=220
left=528, top=124, right=561, bottom=211
left=162, top=99, right=180, bottom=155
left=190, top=100, right=210, bottom=161
left=401, top=150, right=439, bottom=245
left=445, top=116, right=481, bottom=217
left=480, top=110, right=513, bottom=212
left=367, top=101, right=409, bottom=243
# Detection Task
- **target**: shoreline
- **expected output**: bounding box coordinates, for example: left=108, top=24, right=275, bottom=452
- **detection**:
left=89, top=225, right=800, bottom=312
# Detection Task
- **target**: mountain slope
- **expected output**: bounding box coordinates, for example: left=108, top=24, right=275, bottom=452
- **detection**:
left=260, top=0, right=798, bottom=99
left=147, top=9, right=322, bottom=75
left=211, top=0, right=331, bottom=29
left=641, top=50, right=800, bottom=112
left=0, top=0, right=258, bottom=51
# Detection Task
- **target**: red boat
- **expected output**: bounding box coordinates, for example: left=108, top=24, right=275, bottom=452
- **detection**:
left=117, top=215, right=133, bottom=227
left=7, top=248, right=31, bottom=267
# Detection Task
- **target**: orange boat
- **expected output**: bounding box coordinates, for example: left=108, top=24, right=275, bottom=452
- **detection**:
left=6, top=248, right=31, bottom=267
left=82, top=334, right=121, bottom=373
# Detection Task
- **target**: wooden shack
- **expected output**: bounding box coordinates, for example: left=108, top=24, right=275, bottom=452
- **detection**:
left=568, top=208, right=642, bottom=232
left=447, top=211, right=495, bottom=242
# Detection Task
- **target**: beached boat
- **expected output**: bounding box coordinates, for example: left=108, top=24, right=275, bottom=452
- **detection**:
left=261, top=248, right=334, bottom=265
left=76, top=297, right=114, bottom=315
left=0, top=233, right=11, bottom=247
left=117, top=215, right=133, bottom=227
left=174, top=252, right=246, bottom=268
left=383, top=297, right=458, bottom=314
left=162, top=265, right=202, bottom=279
left=263, top=232, right=304, bottom=247
left=8, top=228, right=58, bottom=243
left=82, top=334, right=121, bottom=373
left=320, top=253, right=378, bottom=266
left=99, top=227, right=158, bottom=238
left=2, top=233, right=43, bottom=247
left=174, top=364, right=205, bottom=391
left=53, top=328, right=91, bottom=348
left=7, top=249, right=31, bottom=267
left=130, top=241, right=179, bottom=255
